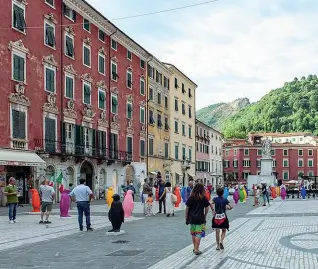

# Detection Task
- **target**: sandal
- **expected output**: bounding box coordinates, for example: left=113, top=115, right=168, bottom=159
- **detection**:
left=194, top=251, right=202, bottom=255
left=220, top=243, right=224, bottom=250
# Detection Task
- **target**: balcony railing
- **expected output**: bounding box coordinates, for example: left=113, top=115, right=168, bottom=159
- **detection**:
left=33, top=139, right=132, bottom=162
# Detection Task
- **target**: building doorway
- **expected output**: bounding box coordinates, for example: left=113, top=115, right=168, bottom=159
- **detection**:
left=66, top=166, right=75, bottom=187
left=125, top=165, right=134, bottom=185
left=80, top=161, right=94, bottom=191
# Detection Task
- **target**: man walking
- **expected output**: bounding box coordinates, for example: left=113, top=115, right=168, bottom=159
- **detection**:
left=39, top=178, right=56, bottom=224
left=142, top=178, right=151, bottom=215
left=70, top=178, right=94, bottom=231
left=157, top=178, right=166, bottom=214
left=68, top=183, right=74, bottom=210
left=4, top=177, right=18, bottom=223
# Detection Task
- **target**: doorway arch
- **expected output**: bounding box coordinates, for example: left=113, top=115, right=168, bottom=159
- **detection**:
left=80, top=161, right=94, bottom=191
left=66, top=166, right=75, bottom=187
left=125, top=165, right=134, bottom=185
left=112, top=169, right=118, bottom=193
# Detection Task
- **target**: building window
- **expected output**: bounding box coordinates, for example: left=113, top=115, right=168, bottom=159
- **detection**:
left=165, top=142, right=169, bottom=158
left=298, top=159, right=304, bottom=167
left=272, top=159, right=276, bottom=167
left=127, top=102, right=132, bottom=119
left=234, top=149, right=237, bottom=156
left=233, top=160, right=238, bottom=168
left=126, top=70, right=132, bottom=89
left=175, top=144, right=179, bottom=160
left=127, top=50, right=132, bottom=61
left=44, top=116, right=56, bottom=151
left=140, top=107, right=145, bottom=124
left=283, top=172, right=289, bottom=180
left=174, top=121, right=178, bottom=133
left=283, top=149, right=288, bottom=156
left=111, top=95, right=118, bottom=114
left=188, top=88, right=192, bottom=98
left=271, top=149, right=276, bottom=156
left=65, top=34, right=74, bottom=58
left=63, top=3, right=76, bottom=21
left=149, top=137, right=154, bottom=156
left=188, top=126, right=192, bottom=138
left=12, top=2, right=26, bottom=33
left=83, top=43, right=91, bottom=68
left=111, top=39, right=117, bottom=50
left=140, top=140, right=145, bottom=156
left=83, top=18, right=90, bottom=32
left=140, top=78, right=145, bottom=95
left=98, top=29, right=105, bottom=42
left=182, top=123, right=185, bottom=136
left=189, top=148, right=192, bottom=162
left=156, top=71, right=160, bottom=83
left=257, top=160, right=261, bottom=168
left=188, top=105, right=192, bottom=118
left=157, top=92, right=161, bottom=105
left=164, top=76, right=169, bottom=88
left=181, top=83, right=185, bottom=94
left=308, top=159, right=313, bottom=167
left=11, top=109, right=26, bottom=140
left=257, top=149, right=262, bottom=156
left=308, top=149, right=313, bottom=156
left=243, top=159, right=250, bottom=167
left=174, top=78, right=178, bottom=89
left=149, top=88, right=154, bottom=101
left=149, top=110, right=155, bottom=125
left=182, top=103, right=186, bottom=115
left=140, top=59, right=145, bottom=69
left=164, top=96, right=168, bottom=109
left=65, top=75, right=74, bottom=99
left=148, top=65, right=154, bottom=79
left=98, top=89, right=106, bottom=109
left=83, top=82, right=91, bottom=105
left=298, top=149, right=303, bottom=156
left=182, top=146, right=186, bottom=160
left=12, top=53, right=25, bottom=83
left=283, top=159, right=289, bottom=167
left=308, top=171, right=314, bottom=177
left=175, top=99, right=178, bottom=111
left=111, top=62, right=118, bottom=81
left=45, top=0, right=54, bottom=7
left=127, top=136, right=133, bottom=154
left=164, top=117, right=169, bottom=130
left=244, top=149, right=249, bottom=156
left=157, top=114, right=162, bottom=128
left=44, top=66, right=56, bottom=93
left=44, top=21, right=55, bottom=48
left=98, top=53, right=105, bottom=75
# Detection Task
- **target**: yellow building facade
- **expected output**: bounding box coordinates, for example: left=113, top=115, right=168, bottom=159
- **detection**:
left=147, top=58, right=172, bottom=184
left=164, top=63, right=197, bottom=187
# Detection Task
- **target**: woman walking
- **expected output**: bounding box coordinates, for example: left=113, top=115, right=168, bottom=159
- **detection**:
left=211, top=188, right=233, bottom=250
left=160, top=182, right=174, bottom=217
left=185, top=183, right=210, bottom=255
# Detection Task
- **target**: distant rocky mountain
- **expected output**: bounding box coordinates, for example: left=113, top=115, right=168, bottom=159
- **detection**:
left=196, top=98, right=250, bottom=130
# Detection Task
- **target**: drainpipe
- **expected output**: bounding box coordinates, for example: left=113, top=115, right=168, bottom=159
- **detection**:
left=146, top=56, right=153, bottom=180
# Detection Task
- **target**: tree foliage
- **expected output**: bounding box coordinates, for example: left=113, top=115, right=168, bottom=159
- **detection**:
left=221, top=75, right=318, bottom=138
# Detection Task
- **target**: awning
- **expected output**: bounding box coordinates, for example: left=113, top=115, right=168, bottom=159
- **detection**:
left=0, top=149, right=46, bottom=167
left=176, top=173, right=183, bottom=177
left=188, top=173, right=196, bottom=178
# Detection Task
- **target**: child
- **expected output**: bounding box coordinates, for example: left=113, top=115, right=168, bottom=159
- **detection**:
left=146, top=192, right=154, bottom=216
left=255, top=187, right=260, bottom=206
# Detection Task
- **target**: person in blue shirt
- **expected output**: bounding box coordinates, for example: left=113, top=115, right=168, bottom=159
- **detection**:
left=186, top=181, right=194, bottom=202
left=157, top=174, right=166, bottom=214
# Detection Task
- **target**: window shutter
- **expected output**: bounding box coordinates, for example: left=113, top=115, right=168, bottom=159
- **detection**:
left=12, top=110, right=19, bottom=138
left=92, top=129, right=96, bottom=156
left=75, top=125, right=84, bottom=155
left=13, top=55, right=19, bottom=81
left=18, top=8, right=26, bottom=30
left=19, top=112, right=26, bottom=139
left=19, top=57, right=24, bottom=82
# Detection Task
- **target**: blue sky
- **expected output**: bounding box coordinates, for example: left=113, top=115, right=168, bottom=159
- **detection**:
left=87, top=0, right=318, bottom=110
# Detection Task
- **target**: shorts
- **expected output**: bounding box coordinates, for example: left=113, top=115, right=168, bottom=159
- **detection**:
left=41, top=202, right=53, bottom=212
left=190, top=224, right=205, bottom=238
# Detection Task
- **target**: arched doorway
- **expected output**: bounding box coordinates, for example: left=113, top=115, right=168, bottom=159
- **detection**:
left=80, top=161, right=94, bottom=191
left=66, top=167, right=75, bottom=187
left=112, top=169, right=118, bottom=194
left=99, top=169, right=106, bottom=199
left=125, top=165, right=134, bottom=185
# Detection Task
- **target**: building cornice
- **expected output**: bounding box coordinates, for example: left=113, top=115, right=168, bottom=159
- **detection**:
left=149, top=57, right=172, bottom=77
left=163, top=62, right=197, bottom=88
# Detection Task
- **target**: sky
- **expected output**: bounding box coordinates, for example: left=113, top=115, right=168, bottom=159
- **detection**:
left=87, top=0, right=318, bottom=110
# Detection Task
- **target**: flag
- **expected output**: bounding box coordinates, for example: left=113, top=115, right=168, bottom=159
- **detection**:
left=56, top=172, right=63, bottom=184
left=49, top=175, right=55, bottom=187
left=59, top=184, right=64, bottom=193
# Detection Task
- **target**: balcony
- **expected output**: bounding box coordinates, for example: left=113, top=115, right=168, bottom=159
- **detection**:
left=12, top=139, right=28, bottom=150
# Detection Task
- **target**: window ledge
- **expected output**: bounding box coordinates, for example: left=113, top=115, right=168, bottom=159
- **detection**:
left=11, top=79, right=27, bottom=85
left=44, top=44, right=56, bottom=51
left=64, top=54, right=75, bottom=60
left=12, top=27, right=26, bottom=35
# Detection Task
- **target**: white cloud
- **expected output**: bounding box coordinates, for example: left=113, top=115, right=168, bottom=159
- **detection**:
left=87, top=0, right=318, bottom=110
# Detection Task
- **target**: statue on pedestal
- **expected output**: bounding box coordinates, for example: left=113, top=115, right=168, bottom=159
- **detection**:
left=262, top=139, right=272, bottom=158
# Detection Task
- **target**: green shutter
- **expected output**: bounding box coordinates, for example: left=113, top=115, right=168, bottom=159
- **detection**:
left=127, top=103, right=132, bottom=119
left=99, top=91, right=105, bottom=109
left=84, top=84, right=91, bottom=104
left=92, top=129, right=96, bottom=156
left=13, top=55, right=19, bottom=81
left=75, top=125, right=84, bottom=155
left=99, top=56, right=104, bottom=74
left=66, top=77, right=73, bottom=99
left=140, top=108, right=144, bottom=123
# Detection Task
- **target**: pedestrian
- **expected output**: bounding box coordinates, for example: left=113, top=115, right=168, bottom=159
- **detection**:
left=281, top=184, right=287, bottom=200
left=211, top=188, right=233, bottom=250
left=262, top=183, right=270, bottom=206
left=39, top=178, right=56, bottom=224
left=145, top=192, right=154, bottom=216
left=142, top=178, right=152, bottom=215
left=186, top=181, right=194, bottom=201
left=108, top=194, right=124, bottom=232
left=157, top=178, right=166, bottom=214
left=255, top=186, right=260, bottom=206
left=185, top=183, right=210, bottom=255
left=4, top=177, right=18, bottom=224
left=70, top=178, right=94, bottom=231
left=68, top=183, right=74, bottom=210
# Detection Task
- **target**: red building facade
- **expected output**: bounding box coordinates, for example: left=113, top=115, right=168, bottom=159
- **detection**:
left=0, top=0, right=150, bottom=201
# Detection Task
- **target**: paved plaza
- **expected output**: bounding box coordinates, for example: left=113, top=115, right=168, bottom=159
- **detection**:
left=1, top=198, right=318, bottom=268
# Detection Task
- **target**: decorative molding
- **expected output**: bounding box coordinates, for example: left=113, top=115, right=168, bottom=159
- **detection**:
left=127, top=120, right=134, bottom=135
left=127, top=65, right=133, bottom=71
left=111, top=56, right=119, bottom=63
left=8, top=83, right=30, bottom=106
left=96, top=80, right=107, bottom=90
left=110, top=87, right=119, bottom=95
left=98, top=47, right=106, bottom=55
left=63, top=100, right=77, bottom=119
left=98, top=110, right=109, bottom=128
left=163, top=160, right=173, bottom=168
left=140, top=129, right=146, bottom=139
left=43, top=93, right=59, bottom=114
left=111, top=114, right=120, bottom=131
left=8, top=40, right=29, bottom=55
left=140, top=74, right=145, bottom=80
left=126, top=94, right=133, bottom=102
left=80, top=73, right=93, bottom=83
left=64, top=26, right=75, bottom=36
left=16, top=0, right=28, bottom=5
left=83, top=37, right=92, bottom=46
left=44, top=13, right=58, bottom=24
left=63, top=64, right=77, bottom=76
left=82, top=104, right=96, bottom=123
left=139, top=100, right=146, bottom=107
left=42, top=55, right=58, bottom=68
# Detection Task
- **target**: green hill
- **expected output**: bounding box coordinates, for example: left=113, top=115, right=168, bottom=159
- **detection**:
left=221, top=75, right=318, bottom=138
left=196, top=98, right=250, bottom=130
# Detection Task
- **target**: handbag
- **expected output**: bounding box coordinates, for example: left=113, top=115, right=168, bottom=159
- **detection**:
left=171, top=194, right=177, bottom=204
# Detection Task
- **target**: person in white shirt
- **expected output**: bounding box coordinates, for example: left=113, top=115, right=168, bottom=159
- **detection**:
left=39, top=178, right=56, bottom=224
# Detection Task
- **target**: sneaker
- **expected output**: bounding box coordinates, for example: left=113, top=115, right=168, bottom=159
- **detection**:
left=44, top=221, right=52, bottom=224
left=39, top=220, right=44, bottom=224
left=9, top=220, right=14, bottom=224
left=13, top=220, right=18, bottom=223
left=220, top=243, right=224, bottom=250
left=80, top=227, right=83, bottom=231
left=87, top=227, right=94, bottom=231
